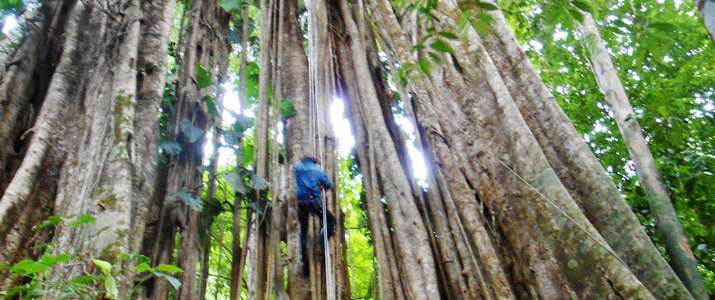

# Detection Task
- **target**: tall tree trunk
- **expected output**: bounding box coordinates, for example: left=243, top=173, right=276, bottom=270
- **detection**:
left=144, top=0, right=230, bottom=298
left=305, top=1, right=350, bottom=299
left=334, top=1, right=441, bottom=298
left=579, top=12, right=708, bottom=299
left=199, top=74, right=226, bottom=299
left=462, top=1, right=693, bottom=298
left=229, top=4, right=252, bottom=300
left=0, top=0, right=176, bottom=295
left=334, top=0, right=691, bottom=297
left=277, top=0, right=313, bottom=297
left=696, top=0, right=715, bottom=44
left=0, top=2, right=64, bottom=281
left=247, top=0, right=274, bottom=297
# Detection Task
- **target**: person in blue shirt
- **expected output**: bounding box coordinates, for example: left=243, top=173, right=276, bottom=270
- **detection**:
left=294, top=156, right=335, bottom=275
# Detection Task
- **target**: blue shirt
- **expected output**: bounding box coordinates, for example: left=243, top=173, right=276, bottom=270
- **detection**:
left=294, top=160, right=334, bottom=203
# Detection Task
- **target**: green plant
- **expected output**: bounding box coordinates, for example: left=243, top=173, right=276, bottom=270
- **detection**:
left=0, top=214, right=184, bottom=299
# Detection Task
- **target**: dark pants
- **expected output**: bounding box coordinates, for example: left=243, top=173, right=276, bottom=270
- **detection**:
left=298, top=197, right=336, bottom=275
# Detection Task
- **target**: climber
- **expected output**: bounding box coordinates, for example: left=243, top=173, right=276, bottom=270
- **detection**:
left=294, top=156, right=336, bottom=276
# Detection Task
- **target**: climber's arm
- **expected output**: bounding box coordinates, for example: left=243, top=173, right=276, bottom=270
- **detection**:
left=318, top=172, right=334, bottom=190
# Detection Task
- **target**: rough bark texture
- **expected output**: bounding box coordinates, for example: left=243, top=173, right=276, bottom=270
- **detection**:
left=0, top=0, right=176, bottom=295
left=277, top=0, right=315, bottom=298
left=1, top=0, right=704, bottom=299
left=447, top=1, right=692, bottom=298
left=335, top=1, right=441, bottom=299
left=140, top=0, right=230, bottom=298
left=229, top=5, right=252, bottom=300
left=580, top=12, right=707, bottom=299
left=332, top=0, right=692, bottom=298
left=697, top=0, right=715, bottom=44
left=246, top=0, right=273, bottom=298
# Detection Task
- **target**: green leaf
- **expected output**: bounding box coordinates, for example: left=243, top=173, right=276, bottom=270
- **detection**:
left=251, top=174, right=270, bottom=190
left=243, top=140, right=255, bottom=165
left=220, top=0, right=242, bottom=12
left=39, top=253, right=70, bottom=267
left=70, top=274, right=96, bottom=285
left=92, top=259, right=112, bottom=275
left=60, top=289, right=80, bottom=298
left=476, top=1, right=498, bottom=10
left=11, top=259, right=49, bottom=275
left=233, top=115, right=255, bottom=133
left=69, top=214, right=96, bottom=227
left=180, top=120, right=205, bottom=143
left=164, top=275, right=182, bottom=290
left=396, top=63, right=416, bottom=88
left=135, top=262, right=152, bottom=273
left=160, top=141, right=182, bottom=156
left=649, top=22, right=677, bottom=32
left=223, top=130, right=243, bottom=147
left=430, top=39, right=454, bottom=53
left=418, top=57, right=432, bottom=76
left=225, top=172, right=248, bottom=194
left=28, top=289, right=46, bottom=297
left=195, top=64, right=213, bottom=89
left=173, top=191, right=203, bottom=211
left=280, top=98, right=297, bottom=119
left=155, top=264, right=183, bottom=274
left=37, top=215, right=62, bottom=229
left=571, top=0, right=592, bottom=13
left=134, top=254, right=151, bottom=264
left=204, top=96, right=219, bottom=117
left=657, top=105, right=670, bottom=117
left=411, top=43, right=425, bottom=52
left=568, top=7, right=584, bottom=23
left=438, top=31, right=460, bottom=40
left=103, top=275, right=118, bottom=299
left=428, top=52, right=443, bottom=64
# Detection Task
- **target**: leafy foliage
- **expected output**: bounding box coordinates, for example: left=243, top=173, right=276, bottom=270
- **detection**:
left=195, top=64, right=213, bottom=89
left=160, top=141, right=182, bottom=156
left=280, top=98, right=297, bottom=119
left=0, top=217, right=182, bottom=299
left=220, top=0, right=243, bottom=12
left=503, top=0, right=715, bottom=290
left=173, top=190, right=203, bottom=211
left=180, top=120, right=205, bottom=144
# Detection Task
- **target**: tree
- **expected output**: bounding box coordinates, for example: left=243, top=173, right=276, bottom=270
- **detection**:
left=140, top=0, right=230, bottom=298
left=697, top=0, right=715, bottom=43
left=1, top=0, right=713, bottom=298
left=0, top=0, right=175, bottom=293
left=329, top=0, right=693, bottom=297
left=579, top=10, right=708, bottom=299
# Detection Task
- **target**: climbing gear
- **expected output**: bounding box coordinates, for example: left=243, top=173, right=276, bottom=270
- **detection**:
left=306, top=0, right=336, bottom=298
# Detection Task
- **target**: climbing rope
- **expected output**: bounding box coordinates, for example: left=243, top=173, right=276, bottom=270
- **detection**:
left=472, top=141, right=631, bottom=268
left=306, top=0, right=337, bottom=299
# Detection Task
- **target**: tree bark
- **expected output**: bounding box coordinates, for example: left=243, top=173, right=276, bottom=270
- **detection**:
left=2, top=0, right=706, bottom=299
left=334, top=1, right=441, bottom=298
left=247, top=0, right=273, bottom=298
left=579, top=12, right=708, bottom=299
left=0, top=0, right=176, bottom=295
left=146, top=0, right=230, bottom=298
left=459, top=1, right=693, bottom=298
left=229, top=4, right=252, bottom=300
left=696, top=0, right=715, bottom=44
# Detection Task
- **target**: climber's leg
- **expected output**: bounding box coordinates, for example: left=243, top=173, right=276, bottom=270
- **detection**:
left=298, top=202, right=310, bottom=276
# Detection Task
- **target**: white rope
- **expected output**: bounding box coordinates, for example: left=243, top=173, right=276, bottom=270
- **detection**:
left=471, top=142, right=630, bottom=268
left=306, top=0, right=336, bottom=299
